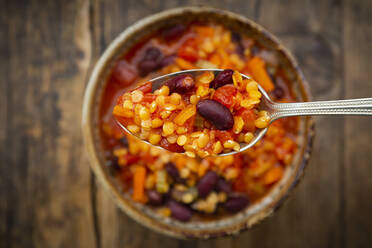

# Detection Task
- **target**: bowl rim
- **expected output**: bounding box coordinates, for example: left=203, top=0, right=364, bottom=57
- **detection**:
left=82, top=6, right=315, bottom=239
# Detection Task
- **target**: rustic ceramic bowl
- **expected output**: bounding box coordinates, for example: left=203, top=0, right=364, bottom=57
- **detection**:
left=82, top=6, right=315, bottom=239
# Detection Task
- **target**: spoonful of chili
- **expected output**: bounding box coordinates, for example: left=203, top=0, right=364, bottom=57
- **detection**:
left=113, top=69, right=372, bottom=157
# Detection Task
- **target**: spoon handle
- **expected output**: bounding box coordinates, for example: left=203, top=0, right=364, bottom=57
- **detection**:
left=269, top=97, right=372, bottom=121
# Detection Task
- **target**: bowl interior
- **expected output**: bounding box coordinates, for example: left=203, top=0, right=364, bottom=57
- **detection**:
left=82, top=7, right=314, bottom=239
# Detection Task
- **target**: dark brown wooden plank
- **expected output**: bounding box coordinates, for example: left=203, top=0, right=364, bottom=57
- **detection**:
left=235, top=0, right=344, bottom=247
left=344, top=0, right=372, bottom=247
left=0, top=0, right=96, bottom=247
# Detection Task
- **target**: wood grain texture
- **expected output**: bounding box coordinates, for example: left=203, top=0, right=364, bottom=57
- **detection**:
left=0, top=0, right=95, bottom=247
left=1, top=0, right=372, bottom=247
left=234, top=1, right=344, bottom=247
left=344, top=0, right=372, bottom=247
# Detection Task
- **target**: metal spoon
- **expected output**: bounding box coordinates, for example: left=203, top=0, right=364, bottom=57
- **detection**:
left=116, top=69, right=372, bottom=157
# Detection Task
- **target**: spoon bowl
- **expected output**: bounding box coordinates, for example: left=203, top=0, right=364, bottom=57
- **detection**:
left=115, top=69, right=270, bottom=156
left=116, top=69, right=372, bottom=157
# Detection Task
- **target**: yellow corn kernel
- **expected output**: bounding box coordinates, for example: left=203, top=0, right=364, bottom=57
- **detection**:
left=190, top=95, right=200, bottom=105
left=156, top=95, right=166, bottom=105
left=175, top=57, right=195, bottom=70
left=197, top=71, right=215, bottom=85
left=163, top=121, right=175, bottom=136
left=149, top=101, right=157, bottom=113
left=112, top=105, right=133, bottom=118
left=145, top=173, right=155, bottom=189
left=202, top=39, right=214, bottom=53
left=170, top=93, right=181, bottom=105
left=225, top=168, right=239, bottom=180
left=155, top=85, right=170, bottom=96
left=141, top=120, right=152, bottom=130
left=139, top=129, right=150, bottom=139
left=191, top=131, right=203, bottom=138
left=123, top=99, right=133, bottom=109
left=134, top=115, right=141, bottom=126
left=131, top=90, right=144, bottom=103
left=127, top=125, right=140, bottom=133
left=166, top=135, right=177, bottom=144
left=258, top=110, right=269, bottom=118
left=185, top=151, right=196, bottom=158
left=249, top=90, right=262, bottom=99
left=180, top=167, right=190, bottom=178
left=196, top=85, right=209, bottom=97
left=246, top=80, right=258, bottom=92
left=197, top=150, right=209, bottom=158
left=164, top=104, right=177, bottom=111
left=176, top=126, right=187, bottom=134
left=197, top=133, right=209, bottom=148
left=244, top=132, right=254, bottom=143
left=240, top=99, right=255, bottom=109
left=134, top=104, right=142, bottom=114
left=173, top=105, right=196, bottom=125
left=232, top=70, right=243, bottom=87
left=157, top=207, right=171, bottom=217
left=233, top=116, right=244, bottom=134
left=230, top=54, right=245, bottom=70
left=160, top=110, right=172, bottom=119
left=139, top=107, right=150, bottom=120
left=177, top=135, right=188, bottom=146
left=151, top=118, right=163, bottom=128
left=113, top=148, right=127, bottom=157
left=255, top=116, right=270, bottom=129
left=223, top=140, right=240, bottom=151
left=212, top=141, right=223, bottom=154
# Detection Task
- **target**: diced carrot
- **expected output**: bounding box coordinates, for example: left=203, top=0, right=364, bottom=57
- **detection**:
left=212, top=85, right=237, bottom=108
left=194, top=26, right=215, bottom=36
left=262, top=166, right=283, bottom=185
left=133, top=81, right=152, bottom=93
left=178, top=38, right=199, bottom=62
left=237, top=109, right=257, bottom=132
left=132, top=165, right=147, bottom=203
left=173, top=105, right=196, bottom=125
left=246, top=56, right=275, bottom=92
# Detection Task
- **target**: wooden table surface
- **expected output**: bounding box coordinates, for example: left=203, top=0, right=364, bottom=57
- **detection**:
left=1, top=0, right=372, bottom=247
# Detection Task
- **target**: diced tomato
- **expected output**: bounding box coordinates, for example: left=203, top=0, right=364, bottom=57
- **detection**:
left=214, top=130, right=234, bottom=143
left=237, top=109, right=257, bottom=132
left=178, top=38, right=199, bottom=62
left=160, top=138, right=185, bottom=153
left=126, top=154, right=140, bottom=164
left=142, top=94, right=156, bottom=102
left=133, top=81, right=152, bottom=93
left=212, top=85, right=237, bottom=108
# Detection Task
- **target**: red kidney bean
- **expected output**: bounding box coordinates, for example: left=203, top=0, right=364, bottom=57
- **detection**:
left=251, top=45, right=260, bottom=56
left=165, top=162, right=184, bottom=184
left=210, top=69, right=234, bottom=89
left=160, top=138, right=185, bottom=153
left=168, top=200, right=192, bottom=222
left=159, top=55, right=175, bottom=67
left=147, top=190, right=163, bottom=205
left=216, top=178, right=232, bottom=194
left=143, top=47, right=162, bottom=60
left=119, top=136, right=129, bottom=147
left=197, top=171, right=219, bottom=197
left=113, top=60, right=137, bottom=85
left=164, top=74, right=195, bottom=94
left=137, top=47, right=162, bottom=76
left=162, top=24, right=186, bottom=41
left=197, top=99, right=234, bottom=130
left=231, top=32, right=245, bottom=57
left=223, top=195, right=249, bottom=212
